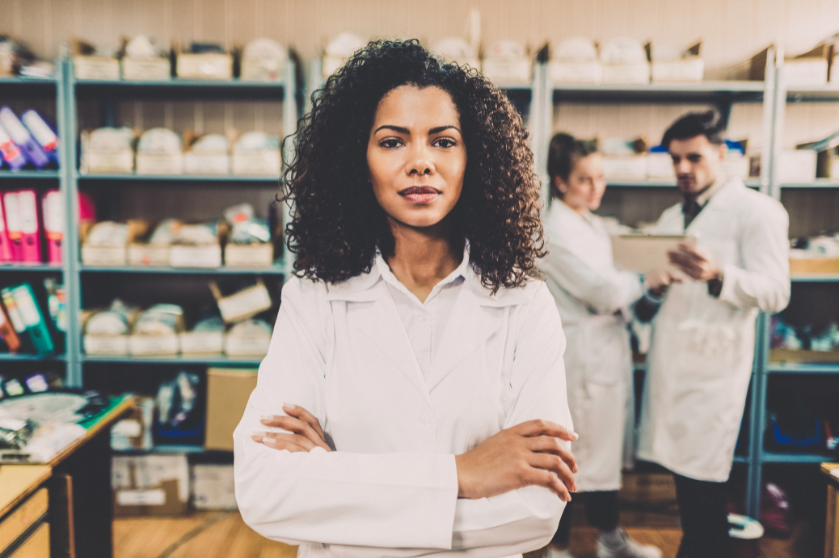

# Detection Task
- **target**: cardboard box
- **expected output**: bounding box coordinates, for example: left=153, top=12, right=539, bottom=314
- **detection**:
left=736, top=46, right=774, bottom=81
left=74, top=55, right=120, bottom=80
left=169, top=244, right=222, bottom=267
left=80, top=220, right=148, bottom=266
left=112, top=454, right=189, bottom=516
left=231, top=150, right=281, bottom=175
left=241, top=58, right=285, bottom=82
left=205, top=368, right=258, bottom=451
left=789, top=257, right=839, bottom=275
left=225, top=243, right=275, bottom=267
left=225, top=334, right=270, bottom=357
left=770, top=348, right=839, bottom=364
left=180, top=331, right=224, bottom=355
left=176, top=52, right=233, bottom=80
left=111, top=397, right=154, bottom=451
left=129, top=334, right=179, bottom=356
left=650, top=42, right=704, bottom=83
left=480, top=58, right=531, bottom=85
left=192, top=464, right=237, bottom=509
left=80, top=129, right=134, bottom=174
left=122, top=56, right=171, bottom=80
left=210, top=280, right=273, bottom=323
left=84, top=334, right=129, bottom=355
left=183, top=152, right=229, bottom=174
left=136, top=151, right=183, bottom=175
left=601, top=63, right=650, bottom=84
left=548, top=61, right=602, bottom=84
left=602, top=156, right=648, bottom=180
left=782, top=44, right=831, bottom=87
left=777, top=150, right=817, bottom=183
left=128, top=243, right=170, bottom=266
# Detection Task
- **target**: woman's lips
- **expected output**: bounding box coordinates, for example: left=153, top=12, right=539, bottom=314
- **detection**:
left=400, top=186, right=440, bottom=204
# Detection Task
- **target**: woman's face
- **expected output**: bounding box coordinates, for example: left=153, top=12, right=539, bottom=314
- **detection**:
left=367, top=85, right=467, bottom=230
left=556, top=153, right=606, bottom=213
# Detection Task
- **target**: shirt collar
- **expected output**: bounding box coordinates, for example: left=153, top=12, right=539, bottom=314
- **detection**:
left=375, top=244, right=470, bottom=306
left=686, top=177, right=725, bottom=209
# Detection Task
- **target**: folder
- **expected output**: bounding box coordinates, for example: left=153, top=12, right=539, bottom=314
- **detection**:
left=0, top=107, right=50, bottom=169
left=0, top=298, right=21, bottom=352
left=0, top=196, right=13, bottom=262
left=41, top=190, right=62, bottom=263
left=1, top=284, right=55, bottom=355
left=17, top=190, right=42, bottom=262
left=21, top=110, right=60, bottom=165
left=2, top=192, right=22, bottom=261
left=0, top=122, right=27, bottom=170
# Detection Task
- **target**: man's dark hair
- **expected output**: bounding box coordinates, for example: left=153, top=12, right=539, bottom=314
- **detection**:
left=661, top=110, right=725, bottom=150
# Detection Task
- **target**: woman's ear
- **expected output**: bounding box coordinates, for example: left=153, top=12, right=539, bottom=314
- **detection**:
left=554, top=176, right=568, bottom=194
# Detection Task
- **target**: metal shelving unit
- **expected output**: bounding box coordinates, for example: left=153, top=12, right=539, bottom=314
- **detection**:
left=80, top=265, right=285, bottom=275
left=76, top=173, right=280, bottom=183
left=83, top=355, right=264, bottom=366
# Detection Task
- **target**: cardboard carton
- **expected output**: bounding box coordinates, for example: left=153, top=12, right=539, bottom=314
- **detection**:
left=80, top=220, right=148, bottom=266
left=650, top=42, right=704, bottom=83
left=777, top=150, right=817, bottom=183
left=72, top=38, right=120, bottom=80
left=112, top=454, right=189, bottom=516
left=179, top=330, right=224, bottom=355
left=204, top=368, right=258, bottom=451
left=122, top=56, right=171, bottom=80
left=225, top=243, right=275, bottom=267
left=192, top=464, right=237, bottom=509
left=782, top=44, right=831, bottom=87
left=175, top=42, right=233, bottom=80
left=210, top=280, right=273, bottom=323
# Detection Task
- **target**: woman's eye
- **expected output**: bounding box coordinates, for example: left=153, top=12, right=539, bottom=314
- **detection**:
left=434, top=138, right=456, bottom=148
left=380, top=139, right=401, bottom=149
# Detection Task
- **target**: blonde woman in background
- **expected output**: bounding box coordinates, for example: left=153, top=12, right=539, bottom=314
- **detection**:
left=540, top=133, right=660, bottom=558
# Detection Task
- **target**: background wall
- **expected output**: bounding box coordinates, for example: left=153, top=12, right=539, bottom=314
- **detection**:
left=3, top=0, right=839, bottom=149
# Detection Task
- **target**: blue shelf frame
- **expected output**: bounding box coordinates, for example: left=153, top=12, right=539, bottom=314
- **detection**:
left=80, top=264, right=285, bottom=275
left=0, top=263, right=65, bottom=272
left=0, top=352, right=66, bottom=361
left=82, top=355, right=263, bottom=366
left=76, top=173, right=279, bottom=183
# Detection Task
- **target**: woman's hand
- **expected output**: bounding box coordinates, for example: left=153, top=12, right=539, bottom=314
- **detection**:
left=251, top=404, right=331, bottom=453
left=454, top=419, right=578, bottom=502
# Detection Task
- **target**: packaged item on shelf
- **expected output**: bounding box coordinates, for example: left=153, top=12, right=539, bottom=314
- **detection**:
left=1, top=283, right=54, bottom=355
left=766, top=389, right=823, bottom=452
left=601, top=137, right=649, bottom=179
left=231, top=131, right=281, bottom=175
left=168, top=222, right=222, bottom=267
left=223, top=203, right=274, bottom=267
left=128, top=219, right=180, bottom=266
left=183, top=134, right=229, bottom=174
left=0, top=35, right=37, bottom=76
left=0, top=195, right=11, bottom=262
left=129, top=304, right=184, bottom=356
left=16, top=190, right=40, bottom=262
left=175, top=42, right=233, bottom=80
left=0, top=107, right=51, bottom=169
left=112, top=454, right=189, bottom=516
left=548, top=38, right=602, bottom=85
left=80, top=127, right=135, bottom=174
left=83, top=299, right=137, bottom=355
left=224, top=318, right=272, bottom=357
left=135, top=128, right=183, bottom=175
left=154, top=371, right=203, bottom=446
left=481, top=40, right=531, bottom=84
left=240, top=38, right=287, bottom=81
left=21, top=110, right=59, bottom=165
left=210, top=279, right=272, bottom=323
left=42, top=190, right=63, bottom=263
left=71, top=38, right=120, bottom=81
left=770, top=313, right=839, bottom=363
left=788, top=232, right=839, bottom=274
left=431, top=37, right=480, bottom=70
left=43, top=278, right=67, bottom=333
left=179, top=315, right=224, bottom=355
left=322, top=32, right=367, bottom=78
left=192, top=464, right=236, bottom=509
left=81, top=220, right=148, bottom=265
left=0, top=297, right=22, bottom=353
left=111, top=396, right=154, bottom=451
left=777, top=148, right=817, bottom=183
left=781, top=43, right=831, bottom=87
left=646, top=145, right=674, bottom=179
left=721, top=139, right=750, bottom=180
left=600, top=37, right=650, bottom=84
left=121, top=35, right=171, bottom=80
left=0, top=119, right=28, bottom=171
left=649, top=41, right=704, bottom=83
left=796, top=130, right=839, bottom=178
left=1, top=192, right=22, bottom=260
left=205, top=368, right=257, bottom=451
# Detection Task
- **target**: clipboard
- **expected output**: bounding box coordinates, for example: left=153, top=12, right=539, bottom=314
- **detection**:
left=610, top=234, right=697, bottom=274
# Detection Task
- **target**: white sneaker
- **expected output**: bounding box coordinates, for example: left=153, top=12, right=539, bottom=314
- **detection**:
left=596, top=529, right=662, bottom=558
left=546, top=547, right=578, bottom=558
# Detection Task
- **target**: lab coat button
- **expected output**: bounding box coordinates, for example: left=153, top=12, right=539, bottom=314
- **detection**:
left=419, top=413, right=434, bottom=429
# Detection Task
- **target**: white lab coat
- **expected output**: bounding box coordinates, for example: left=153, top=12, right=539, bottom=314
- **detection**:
left=234, top=257, right=573, bottom=558
left=540, top=200, right=643, bottom=492
left=637, top=178, right=790, bottom=482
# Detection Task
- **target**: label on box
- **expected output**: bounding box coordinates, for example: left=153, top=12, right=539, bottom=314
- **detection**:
left=225, top=244, right=274, bottom=267
left=549, top=61, right=603, bottom=84
left=651, top=59, right=704, bottom=83
left=136, top=152, right=183, bottom=175
left=232, top=151, right=281, bottom=175
left=241, top=58, right=285, bottom=81
left=84, top=149, right=134, bottom=173
left=177, top=53, right=233, bottom=80
left=217, top=284, right=272, bottom=323
left=129, top=334, right=179, bottom=356
left=122, top=57, right=171, bottom=80
left=602, top=63, right=650, bottom=84
left=169, top=245, right=222, bottom=268
left=84, top=335, right=129, bottom=355
left=128, top=244, right=170, bottom=266
left=225, top=334, right=271, bottom=357
left=180, top=331, right=224, bottom=355
left=481, top=59, right=531, bottom=84
left=184, top=152, right=229, bottom=174
left=74, top=56, right=120, bottom=80
left=117, top=489, right=166, bottom=506
left=82, top=245, right=128, bottom=265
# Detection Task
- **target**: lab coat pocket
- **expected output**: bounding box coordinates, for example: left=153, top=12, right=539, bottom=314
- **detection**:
left=674, top=322, right=739, bottom=380
left=582, top=321, right=628, bottom=387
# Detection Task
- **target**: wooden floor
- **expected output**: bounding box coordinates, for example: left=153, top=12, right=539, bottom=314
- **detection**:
left=114, top=512, right=819, bottom=558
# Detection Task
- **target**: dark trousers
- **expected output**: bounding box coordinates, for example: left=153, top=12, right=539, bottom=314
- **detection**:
left=674, top=474, right=732, bottom=558
left=551, top=490, right=620, bottom=546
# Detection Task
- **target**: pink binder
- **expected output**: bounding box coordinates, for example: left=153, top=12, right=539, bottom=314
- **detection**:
left=0, top=196, right=13, bottom=262
left=17, top=190, right=41, bottom=262
left=2, top=192, right=22, bottom=261
left=41, top=190, right=63, bottom=263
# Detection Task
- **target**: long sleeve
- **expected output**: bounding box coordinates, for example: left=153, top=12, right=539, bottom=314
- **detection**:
left=234, top=278, right=460, bottom=549
left=718, top=200, right=791, bottom=313
left=329, top=283, right=573, bottom=558
left=541, top=241, right=643, bottom=315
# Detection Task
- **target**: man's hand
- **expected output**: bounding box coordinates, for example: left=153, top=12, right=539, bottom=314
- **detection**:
left=645, top=271, right=683, bottom=296
left=668, top=243, right=721, bottom=282
left=252, top=404, right=331, bottom=453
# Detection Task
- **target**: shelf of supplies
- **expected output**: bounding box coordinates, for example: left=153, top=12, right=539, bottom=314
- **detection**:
left=552, top=81, right=765, bottom=103
left=760, top=451, right=832, bottom=463
left=80, top=264, right=284, bottom=275
left=786, top=86, right=839, bottom=102
left=82, top=355, right=264, bottom=366
left=607, top=178, right=761, bottom=188
left=113, top=444, right=209, bottom=454
left=0, top=170, right=60, bottom=180
left=0, top=353, right=65, bottom=361
left=73, top=78, right=284, bottom=88
left=766, top=362, right=839, bottom=374
left=0, top=76, right=57, bottom=84
left=791, top=274, right=839, bottom=282
left=76, top=173, right=279, bottom=183
left=0, top=263, right=64, bottom=272
left=72, top=78, right=287, bottom=101
left=780, top=179, right=839, bottom=188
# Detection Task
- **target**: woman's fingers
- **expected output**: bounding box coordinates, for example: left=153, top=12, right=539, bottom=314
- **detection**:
left=528, top=452, right=577, bottom=495
left=527, top=467, right=572, bottom=502
left=283, top=404, right=326, bottom=440
left=514, top=419, right=578, bottom=442
left=528, top=436, right=578, bottom=473
left=259, top=414, right=331, bottom=451
left=251, top=431, right=312, bottom=453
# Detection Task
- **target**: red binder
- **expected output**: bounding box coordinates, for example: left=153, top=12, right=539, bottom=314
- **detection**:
left=2, top=192, right=22, bottom=261
left=41, top=190, right=63, bottom=263
left=0, top=195, right=13, bottom=262
left=17, top=190, right=41, bottom=262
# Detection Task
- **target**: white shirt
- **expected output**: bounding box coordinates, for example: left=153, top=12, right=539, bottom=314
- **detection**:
left=377, top=248, right=469, bottom=376
left=234, top=249, right=573, bottom=558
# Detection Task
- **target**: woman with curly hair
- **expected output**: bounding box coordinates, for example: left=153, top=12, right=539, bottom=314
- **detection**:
left=235, top=39, right=577, bottom=558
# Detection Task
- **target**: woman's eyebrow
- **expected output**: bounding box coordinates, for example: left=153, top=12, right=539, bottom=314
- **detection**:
left=429, top=125, right=460, bottom=134
left=374, top=125, right=410, bottom=134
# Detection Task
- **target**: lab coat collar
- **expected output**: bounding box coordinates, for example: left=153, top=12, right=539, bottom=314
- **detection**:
left=684, top=177, right=744, bottom=231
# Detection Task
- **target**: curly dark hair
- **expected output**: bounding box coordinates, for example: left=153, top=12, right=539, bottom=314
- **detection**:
left=280, top=39, right=545, bottom=293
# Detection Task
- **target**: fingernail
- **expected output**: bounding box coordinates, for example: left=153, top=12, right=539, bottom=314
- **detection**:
left=571, top=432, right=579, bottom=440
left=263, top=436, right=277, bottom=446
left=260, top=415, right=273, bottom=422
left=251, top=430, right=263, bottom=438
left=282, top=403, right=295, bottom=411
